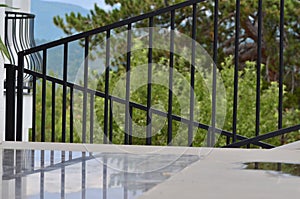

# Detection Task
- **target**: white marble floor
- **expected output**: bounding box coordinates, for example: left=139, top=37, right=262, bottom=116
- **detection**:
left=1, top=141, right=300, bottom=199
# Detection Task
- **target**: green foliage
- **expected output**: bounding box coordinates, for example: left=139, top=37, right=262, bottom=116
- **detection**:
left=219, top=57, right=300, bottom=146
left=0, top=37, right=9, bottom=60
left=0, top=4, right=10, bottom=59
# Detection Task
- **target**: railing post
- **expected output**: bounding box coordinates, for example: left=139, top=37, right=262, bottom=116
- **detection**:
left=5, top=64, right=16, bottom=141
left=16, top=52, right=24, bottom=141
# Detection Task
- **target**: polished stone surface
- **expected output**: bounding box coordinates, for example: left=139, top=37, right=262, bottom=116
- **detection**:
left=3, top=142, right=300, bottom=199
left=1, top=148, right=199, bottom=199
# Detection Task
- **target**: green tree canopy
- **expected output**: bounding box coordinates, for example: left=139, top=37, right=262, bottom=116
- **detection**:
left=54, top=0, right=300, bottom=82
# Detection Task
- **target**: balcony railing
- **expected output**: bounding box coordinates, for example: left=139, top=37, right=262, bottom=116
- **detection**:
left=4, top=0, right=300, bottom=148
left=5, top=11, right=42, bottom=73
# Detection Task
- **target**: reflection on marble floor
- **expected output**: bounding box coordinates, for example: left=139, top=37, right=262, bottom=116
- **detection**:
left=2, top=149, right=199, bottom=199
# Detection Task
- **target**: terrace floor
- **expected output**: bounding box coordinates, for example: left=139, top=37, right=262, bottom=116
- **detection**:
left=1, top=141, right=300, bottom=199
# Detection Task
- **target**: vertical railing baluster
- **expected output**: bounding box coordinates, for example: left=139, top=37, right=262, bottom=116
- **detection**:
left=104, top=30, right=111, bottom=144
left=41, top=50, right=47, bottom=142
left=279, top=0, right=285, bottom=144
left=129, top=105, right=133, bottom=145
left=232, top=0, right=240, bottom=144
left=62, top=43, right=68, bottom=143
left=90, top=93, right=94, bottom=144
left=226, top=136, right=230, bottom=145
left=52, top=82, right=56, bottom=142
left=189, top=4, right=197, bottom=147
left=273, top=0, right=283, bottom=153
left=24, top=18, right=31, bottom=55
left=70, top=87, right=74, bottom=143
left=147, top=17, right=154, bottom=145
left=5, top=13, right=14, bottom=64
left=255, top=0, right=263, bottom=138
left=12, top=18, right=20, bottom=63
left=28, top=17, right=39, bottom=70
left=210, top=0, right=218, bottom=147
left=23, top=18, right=30, bottom=72
left=32, top=76, right=36, bottom=141
left=168, top=10, right=175, bottom=146
left=109, top=99, right=113, bottom=143
left=83, top=37, right=89, bottom=143
left=19, top=18, right=26, bottom=56
left=125, top=24, right=132, bottom=145
left=19, top=17, right=30, bottom=77
left=5, top=64, right=16, bottom=141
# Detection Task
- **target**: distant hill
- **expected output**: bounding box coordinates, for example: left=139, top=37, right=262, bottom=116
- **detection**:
left=31, top=0, right=89, bottom=41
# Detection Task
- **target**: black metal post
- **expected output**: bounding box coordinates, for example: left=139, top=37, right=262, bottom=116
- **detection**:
left=232, top=0, right=240, bottom=144
left=5, top=64, right=16, bottom=141
left=210, top=0, right=218, bottom=147
left=279, top=0, right=284, bottom=144
left=189, top=4, right=197, bottom=147
left=52, top=82, right=56, bottom=142
left=62, top=43, right=68, bottom=143
left=70, top=87, right=74, bottom=143
left=90, top=93, right=94, bottom=143
left=109, top=99, right=113, bottom=143
left=255, top=0, right=263, bottom=138
left=168, top=10, right=175, bottom=145
left=41, top=50, right=47, bottom=142
left=146, top=17, right=154, bottom=145
left=82, top=37, right=89, bottom=143
left=104, top=30, right=110, bottom=144
left=16, top=52, right=24, bottom=141
left=32, top=76, right=36, bottom=141
left=129, top=105, right=133, bottom=145
left=125, top=24, right=132, bottom=145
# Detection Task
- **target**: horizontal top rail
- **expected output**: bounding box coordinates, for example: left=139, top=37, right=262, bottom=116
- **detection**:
left=21, top=0, right=204, bottom=55
left=5, top=11, right=35, bottom=18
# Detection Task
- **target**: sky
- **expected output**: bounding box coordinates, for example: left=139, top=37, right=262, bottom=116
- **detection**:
left=43, top=0, right=111, bottom=10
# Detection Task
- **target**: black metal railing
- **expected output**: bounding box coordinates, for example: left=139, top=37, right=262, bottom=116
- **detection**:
left=4, top=11, right=41, bottom=141
left=5, top=11, right=42, bottom=74
left=4, top=0, right=300, bottom=148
